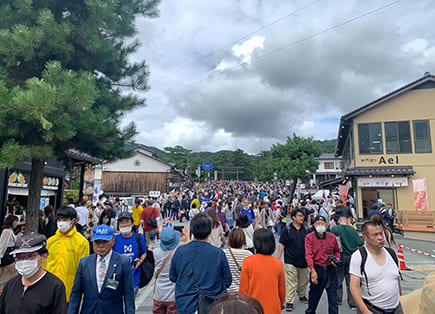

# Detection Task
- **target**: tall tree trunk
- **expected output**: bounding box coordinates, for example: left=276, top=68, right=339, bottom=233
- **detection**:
left=26, top=158, right=45, bottom=234
left=289, top=179, right=298, bottom=199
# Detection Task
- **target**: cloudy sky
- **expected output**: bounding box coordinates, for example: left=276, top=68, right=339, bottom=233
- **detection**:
left=121, top=0, right=435, bottom=154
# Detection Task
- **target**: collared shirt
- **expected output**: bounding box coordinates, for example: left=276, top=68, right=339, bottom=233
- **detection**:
left=96, top=250, right=113, bottom=292
left=304, top=231, right=340, bottom=270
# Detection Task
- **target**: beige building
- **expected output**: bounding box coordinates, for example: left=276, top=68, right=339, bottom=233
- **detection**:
left=334, top=73, right=435, bottom=239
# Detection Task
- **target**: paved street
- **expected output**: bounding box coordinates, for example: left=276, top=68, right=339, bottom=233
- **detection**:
left=134, top=221, right=435, bottom=314
left=1, top=224, right=432, bottom=313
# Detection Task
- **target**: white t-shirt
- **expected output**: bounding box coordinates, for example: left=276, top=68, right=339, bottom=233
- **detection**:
left=349, top=247, right=400, bottom=309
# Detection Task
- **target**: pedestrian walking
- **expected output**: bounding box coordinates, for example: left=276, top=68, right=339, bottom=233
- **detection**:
left=68, top=225, right=135, bottom=314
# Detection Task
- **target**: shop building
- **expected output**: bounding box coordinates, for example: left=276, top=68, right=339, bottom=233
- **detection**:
left=334, top=73, right=435, bottom=239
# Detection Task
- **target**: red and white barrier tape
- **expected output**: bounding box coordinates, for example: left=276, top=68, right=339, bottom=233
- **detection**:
left=399, top=244, right=435, bottom=258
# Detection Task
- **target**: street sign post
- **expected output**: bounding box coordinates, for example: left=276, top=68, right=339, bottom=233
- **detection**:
left=202, top=162, right=213, bottom=169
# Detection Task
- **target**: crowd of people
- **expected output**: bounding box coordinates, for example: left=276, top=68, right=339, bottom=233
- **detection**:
left=0, top=180, right=405, bottom=314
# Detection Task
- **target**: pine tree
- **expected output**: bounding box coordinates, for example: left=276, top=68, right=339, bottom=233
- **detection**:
left=0, top=0, right=161, bottom=232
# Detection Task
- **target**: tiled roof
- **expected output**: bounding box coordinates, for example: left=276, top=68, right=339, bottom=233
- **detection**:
left=345, top=166, right=415, bottom=176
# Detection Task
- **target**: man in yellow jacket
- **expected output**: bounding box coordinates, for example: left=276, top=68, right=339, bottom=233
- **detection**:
left=132, top=199, right=143, bottom=233
left=43, top=205, right=89, bottom=302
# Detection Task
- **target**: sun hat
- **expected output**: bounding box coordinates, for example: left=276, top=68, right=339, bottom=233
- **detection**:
left=11, top=232, right=47, bottom=255
left=160, top=228, right=180, bottom=251
left=400, top=271, right=435, bottom=314
left=92, top=224, right=114, bottom=241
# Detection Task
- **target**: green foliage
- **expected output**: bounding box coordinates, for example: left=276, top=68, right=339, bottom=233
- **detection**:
left=0, top=61, right=99, bottom=167
left=271, top=134, right=321, bottom=181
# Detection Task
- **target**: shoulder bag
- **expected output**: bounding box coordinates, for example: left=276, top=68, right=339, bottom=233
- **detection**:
left=229, top=248, right=241, bottom=272
left=146, top=207, right=158, bottom=228
left=136, top=234, right=155, bottom=288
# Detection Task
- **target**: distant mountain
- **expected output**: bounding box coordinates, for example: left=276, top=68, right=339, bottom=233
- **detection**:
left=315, top=139, right=337, bottom=154
left=137, top=140, right=337, bottom=158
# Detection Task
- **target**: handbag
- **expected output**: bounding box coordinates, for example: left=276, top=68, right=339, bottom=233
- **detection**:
left=136, top=234, right=155, bottom=288
left=146, top=207, right=158, bottom=228
left=186, top=245, right=215, bottom=314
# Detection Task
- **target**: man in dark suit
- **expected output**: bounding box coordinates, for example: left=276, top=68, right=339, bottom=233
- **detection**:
left=68, top=225, right=135, bottom=314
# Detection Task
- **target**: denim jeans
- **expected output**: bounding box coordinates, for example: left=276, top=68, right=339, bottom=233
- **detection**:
left=226, top=217, right=234, bottom=229
left=305, top=265, right=338, bottom=314
left=133, top=285, right=139, bottom=301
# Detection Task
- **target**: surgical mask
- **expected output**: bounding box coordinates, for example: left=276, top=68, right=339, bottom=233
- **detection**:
left=57, top=221, right=72, bottom=232
left=102, top=218, right=110, bottom=224
left=315, top=225, right=326, bottom=234
left=15, top=259, right=39, bottom=278
left=120, top=227, right=132, bottom=234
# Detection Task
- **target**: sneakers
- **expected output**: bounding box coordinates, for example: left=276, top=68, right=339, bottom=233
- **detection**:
left=299, top=296, right=308, bottom=304
left=285, top=303, right=293, bottom=311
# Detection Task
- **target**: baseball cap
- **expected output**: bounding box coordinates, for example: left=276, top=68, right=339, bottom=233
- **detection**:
left=11, top=233, right=47, bottom=255
left=92, top=225, right=114, bottom=241
left=118, top=211, right=133, bottom=221
left=313, top=216, right=326, bottom=223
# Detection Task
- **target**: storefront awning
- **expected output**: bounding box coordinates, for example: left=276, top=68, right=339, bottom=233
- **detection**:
left=345, top=166, right=415, bottom=176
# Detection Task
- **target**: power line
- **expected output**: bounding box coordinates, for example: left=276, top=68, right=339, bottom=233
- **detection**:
left=148, top=0, right=404, bottom=102
left=149, top=0, right=323, bottom=85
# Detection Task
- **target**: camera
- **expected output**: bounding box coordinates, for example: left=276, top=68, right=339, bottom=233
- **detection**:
left=327, top=255, right=342, bottom=267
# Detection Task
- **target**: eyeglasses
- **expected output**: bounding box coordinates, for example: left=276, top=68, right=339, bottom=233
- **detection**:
left=295, top=214, right=304, bottom=218
left=15, top=253, right=40, bottom=261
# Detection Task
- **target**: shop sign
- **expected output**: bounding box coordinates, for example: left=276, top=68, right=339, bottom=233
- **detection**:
left=8, top=171, right=29, bottom=188
left=43, top=176, right=60, bottom=190
left=357, top=176, right=408, bottom=187
left=82, top=164, right=95, bottom=196
left=149, top=191, right=161, bottom=197
left=360, top=155, right=399, bottom=165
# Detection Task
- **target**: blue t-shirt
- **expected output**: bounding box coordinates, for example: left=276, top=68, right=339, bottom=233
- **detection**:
left=113, top=232, right=146, bottom=288
left=240, top=207, right=255, bottom=223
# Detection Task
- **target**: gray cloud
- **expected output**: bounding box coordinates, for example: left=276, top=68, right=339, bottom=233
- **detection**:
left=123, top=0, right=435, bottom=153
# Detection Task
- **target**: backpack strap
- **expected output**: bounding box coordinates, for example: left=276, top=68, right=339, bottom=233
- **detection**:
left=385, top=247, right=403, bottom=280
left=358, top=247, right=371, bottom=296
left=136, top=233, right=142, bottom=256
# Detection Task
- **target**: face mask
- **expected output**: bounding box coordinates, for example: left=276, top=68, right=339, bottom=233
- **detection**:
left=16, top=259, right=39, bottom=278
left=120, top=227, right=132, bottom=234
left=102, top=218, right=110, bottom=224
left=57, top=221, right=71, bottom=233
left=315, top=225, right=326, bottom=234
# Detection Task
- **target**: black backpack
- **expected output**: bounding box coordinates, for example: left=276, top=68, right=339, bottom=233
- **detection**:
left=358, top=246, right=400, bottom=296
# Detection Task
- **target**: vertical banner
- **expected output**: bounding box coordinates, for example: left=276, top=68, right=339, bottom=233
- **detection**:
left=339, top=185, right=349, bottom=203
left=413, top=178, right=429, bottom=211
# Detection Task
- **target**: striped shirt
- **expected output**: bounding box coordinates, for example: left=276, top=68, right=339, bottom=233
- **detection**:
left=223, top=248, right=252, bottom=292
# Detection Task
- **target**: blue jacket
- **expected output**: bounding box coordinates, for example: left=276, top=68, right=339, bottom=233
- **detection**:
left=68, top=251, right=135, bottom=314
left=169, top=241, right=232, bottom=314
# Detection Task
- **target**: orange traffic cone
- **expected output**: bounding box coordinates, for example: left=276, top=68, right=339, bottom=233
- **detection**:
left=397, top=244, right=409, bottom=270
left=162, top=219, right=166, bottom=229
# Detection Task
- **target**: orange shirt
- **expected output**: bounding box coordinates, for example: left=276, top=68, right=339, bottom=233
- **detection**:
left=239, top=254, right=285, bottom=314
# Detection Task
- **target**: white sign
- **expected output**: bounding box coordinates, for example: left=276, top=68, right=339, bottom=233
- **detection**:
left=149, top=191, right=161, bottom=197
left=357, top=177, right=408, bottom=187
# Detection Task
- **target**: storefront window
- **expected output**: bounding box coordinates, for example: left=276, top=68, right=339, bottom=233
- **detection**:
left=413, top=120, right=432, bottom=153
left=358, top=123, right=383, bottom=154
left=385, top=121, right=412, bottom=153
